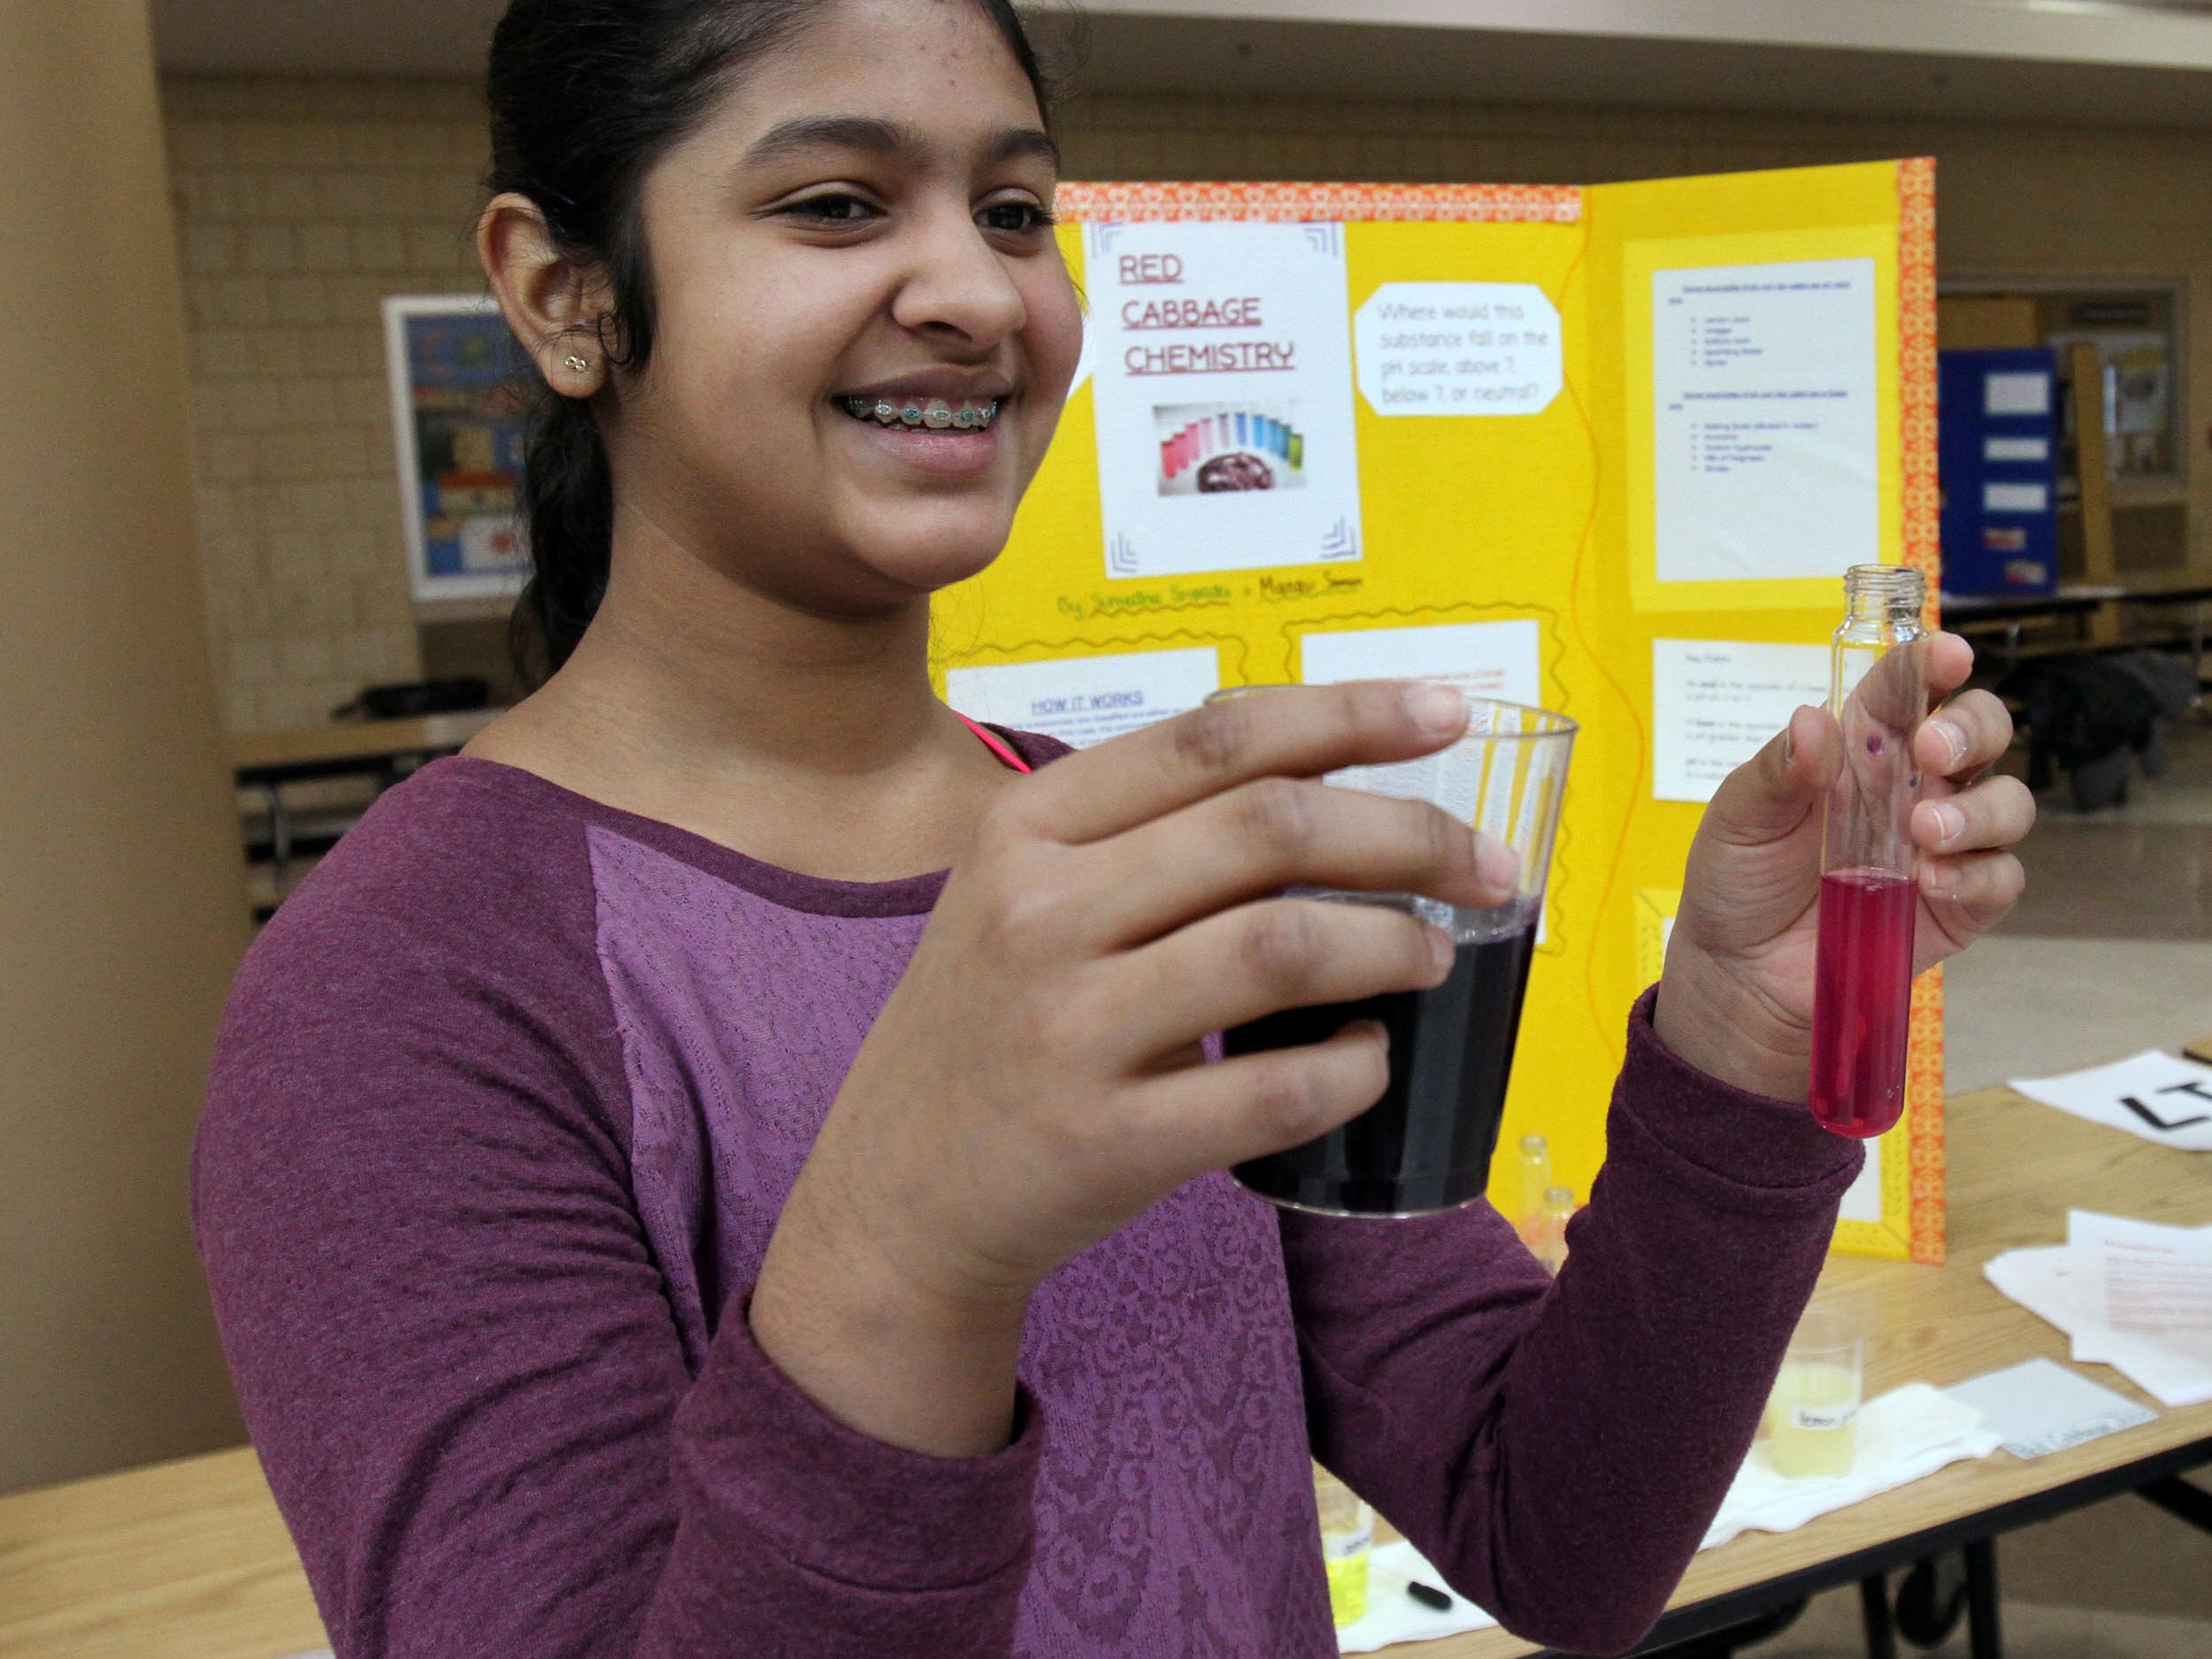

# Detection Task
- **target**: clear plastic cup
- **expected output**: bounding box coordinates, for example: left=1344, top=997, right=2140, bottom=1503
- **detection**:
left=1210, top=687, right=1577, bottom=1217
left=1313, top=1464, right=1373, bottom=1627
left=1766, top=1306, right=1864, bottom=1479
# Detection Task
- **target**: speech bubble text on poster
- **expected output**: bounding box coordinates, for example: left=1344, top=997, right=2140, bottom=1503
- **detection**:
left=1354, top=281, right=1563, bottom=417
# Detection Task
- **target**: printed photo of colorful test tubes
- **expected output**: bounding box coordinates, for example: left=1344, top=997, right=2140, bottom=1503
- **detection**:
left=1154, top=403, right=1308, bottom=497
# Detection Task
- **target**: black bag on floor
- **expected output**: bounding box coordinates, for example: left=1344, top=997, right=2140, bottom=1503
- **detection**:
left=1996, top=653, right=2162, bottom=810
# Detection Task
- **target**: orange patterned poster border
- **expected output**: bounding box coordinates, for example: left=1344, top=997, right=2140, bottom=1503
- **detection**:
left=1056, top=180, right=1585, bottom=225
left=1899, top=157, right=1940, bottom=627
left=1898, top=156, right=1947, bottom=1265
left=1906, top=968, right=1947, bottom=1264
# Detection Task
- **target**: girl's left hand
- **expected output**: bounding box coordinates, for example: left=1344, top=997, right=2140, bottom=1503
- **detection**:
left=1653, top=632, right=2034, bottom=1100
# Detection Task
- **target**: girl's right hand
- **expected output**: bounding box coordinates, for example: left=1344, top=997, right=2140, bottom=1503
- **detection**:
left=752, top=680, right=1515, bottom=1454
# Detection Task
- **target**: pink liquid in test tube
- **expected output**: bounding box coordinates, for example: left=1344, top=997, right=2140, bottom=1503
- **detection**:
left=1809, top=869, right=1916, bottom=1137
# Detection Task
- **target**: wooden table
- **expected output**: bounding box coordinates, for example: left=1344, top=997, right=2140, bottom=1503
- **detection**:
left=1943, top=572, right=2212, bottom=685
left=229, top=710, right=500, bottom=786
left=1419, top=1079, right=2212, bottom=1658
left=231, top=710, right=501, bottom=896
left=0, top=1448, right=325, bottom=1659
left=4, top=1080, right=2208, bottom=1659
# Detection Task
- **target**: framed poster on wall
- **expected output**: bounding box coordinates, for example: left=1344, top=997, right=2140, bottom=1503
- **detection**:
left=380, top=295, right=531, bottom=606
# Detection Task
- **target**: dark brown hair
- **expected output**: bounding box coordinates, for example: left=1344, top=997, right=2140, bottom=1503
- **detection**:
left=485, top=0, right=1055, bottom=680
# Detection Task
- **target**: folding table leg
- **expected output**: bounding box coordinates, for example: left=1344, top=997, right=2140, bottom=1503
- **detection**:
left=1858, top=1573, right=1897, bottom=1659
left=2138, top=1475, right=2212, bottom=1538
left=1964, top=1537, right=2002, bottom=1659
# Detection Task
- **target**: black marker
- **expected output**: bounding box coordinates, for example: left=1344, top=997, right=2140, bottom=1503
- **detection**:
left=1408, top=1580, right=1454, bottom=1612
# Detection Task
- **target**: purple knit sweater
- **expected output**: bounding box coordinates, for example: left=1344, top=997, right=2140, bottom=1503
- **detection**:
left=193, top=741, right=1861, bottom=1659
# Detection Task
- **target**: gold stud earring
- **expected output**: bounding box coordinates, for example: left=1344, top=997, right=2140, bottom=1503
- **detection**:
left=564, top=355, right=591, bottom=373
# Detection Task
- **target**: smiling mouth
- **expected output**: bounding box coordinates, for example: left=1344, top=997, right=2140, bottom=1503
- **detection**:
left=841, top=394, right=1003, bottom=433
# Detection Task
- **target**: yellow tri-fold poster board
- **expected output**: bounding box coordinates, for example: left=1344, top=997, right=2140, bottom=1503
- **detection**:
left=931, top=163, right=1944, bottom=1262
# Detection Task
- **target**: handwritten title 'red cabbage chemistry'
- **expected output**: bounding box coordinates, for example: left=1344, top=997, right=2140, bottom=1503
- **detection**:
left=1116, top=254, right=1296, bottom=375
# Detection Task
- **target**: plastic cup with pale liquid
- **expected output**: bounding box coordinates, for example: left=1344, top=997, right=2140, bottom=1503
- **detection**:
left=1766, top=1306, right=1863, bottom=1479
left=1313, top=1464, right=1373, bottom=1625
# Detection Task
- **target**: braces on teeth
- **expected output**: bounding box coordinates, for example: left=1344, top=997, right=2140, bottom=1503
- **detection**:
left=842, top=396, right=1002, bottom=431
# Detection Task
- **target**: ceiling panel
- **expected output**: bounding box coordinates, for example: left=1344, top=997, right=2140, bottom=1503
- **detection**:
left=150, top=0, right=2212, bottom=128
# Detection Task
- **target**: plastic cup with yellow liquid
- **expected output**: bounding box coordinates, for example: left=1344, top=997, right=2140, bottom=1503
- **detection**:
left=1766, top=1306, right=1863, bottom=1479
left=1313, top=1464, right=1373, bottom=1625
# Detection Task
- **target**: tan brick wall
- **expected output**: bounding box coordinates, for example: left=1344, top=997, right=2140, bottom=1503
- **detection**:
left=164, top=77, right=487, bottom=733
left=162, top=74, right=2212, bottom=732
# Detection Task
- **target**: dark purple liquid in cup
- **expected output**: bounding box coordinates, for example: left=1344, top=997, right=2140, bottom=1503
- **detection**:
left=1228, top=916, right=1538, bottom=1216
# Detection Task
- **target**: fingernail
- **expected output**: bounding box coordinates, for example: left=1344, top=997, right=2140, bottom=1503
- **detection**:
left=1405, top=683, right=1467, bottom=738
left=1924, top=859, right=1959, bottom=897
left=1785, top=706, right=1812, bottom=764
left=1932, top=803, right=1963, bottom=845
left=1933, top=718, right=1967, bottom=770
left=1475, top=834, right=1521, bottom=893
left=1426, top=926, right=1454, bottom=975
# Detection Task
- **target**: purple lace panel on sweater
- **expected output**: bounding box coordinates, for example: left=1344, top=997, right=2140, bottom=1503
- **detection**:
left=587, top=826, right=1336, bottom=1655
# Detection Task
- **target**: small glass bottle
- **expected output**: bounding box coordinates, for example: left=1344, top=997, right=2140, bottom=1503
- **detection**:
left=1809, top=565, right=1929, bottom=1139
left=1514, top=1133, right=1551, bottom=1251
left=1538, top=1185, right=1577, bottom=1274
left=1313, top=1464, right=1372, bottom=1627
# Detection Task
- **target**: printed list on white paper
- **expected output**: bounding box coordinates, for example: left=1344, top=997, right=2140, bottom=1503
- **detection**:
left=946, top=648, right=1219, bottom=750
left=2009, top=1049, right=2212, bottom=1151
left=1984, top=1212, right=2212, bottom=1409
left=1653, top=258, right=1879, bottom=586
left=1651, top=640, right=1828, bottom=804
left=2069, top=1210, right=2212, bottom=1338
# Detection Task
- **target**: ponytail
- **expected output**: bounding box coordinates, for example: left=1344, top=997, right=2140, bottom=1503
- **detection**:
left=510, top=387, right=613, bottom=685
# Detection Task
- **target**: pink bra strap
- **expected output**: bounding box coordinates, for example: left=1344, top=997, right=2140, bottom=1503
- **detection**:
left=957, top=711, right=1034, bottom=774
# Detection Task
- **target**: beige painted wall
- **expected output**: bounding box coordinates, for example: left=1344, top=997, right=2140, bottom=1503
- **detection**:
left=0, top=3, right=253, bottom=1493
left=163, top=74, right=2212, bottom=733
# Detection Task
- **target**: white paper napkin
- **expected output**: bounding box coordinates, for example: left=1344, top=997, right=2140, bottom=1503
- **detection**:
left=1336, top=1540, right=1499, bottom=1653
left=1700, top=1383, right=2001, bottom=1549
left=1943, top=1357, right=2157, bottom=1459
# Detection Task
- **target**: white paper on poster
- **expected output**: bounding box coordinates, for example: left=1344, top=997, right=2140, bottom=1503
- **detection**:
left=1065, top=306, right=1097, bottom=397
left=1985, top=371, right=2053, bottom=418
left=1839, top=1139, right=1886, bottom=1224
left=1651, top=640, right=1829, bottom=804
left=1299, top=620, right=1548, bottom=935
left=946, top=648, right=1218, bottom=750
left=1353, top=282, right=1563, bottom=417
left=1297, top=618, right=1542, bottom=704
left=1086, top=220, right=1363, bottom=579
left=1985, top=481, right=2050, bottom=514
left=1985, top=436, right=2050, bottom=464
left=1653, top=258, right=1879, bottom=584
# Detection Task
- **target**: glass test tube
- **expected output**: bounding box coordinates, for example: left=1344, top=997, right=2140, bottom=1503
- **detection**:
left=1809, top=565, right=1929, bottom=1140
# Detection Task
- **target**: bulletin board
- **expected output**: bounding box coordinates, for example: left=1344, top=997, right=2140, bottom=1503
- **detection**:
left=380, top=295, right=531, bottom=606
left=931, top=162, right=1945, bottom=1263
